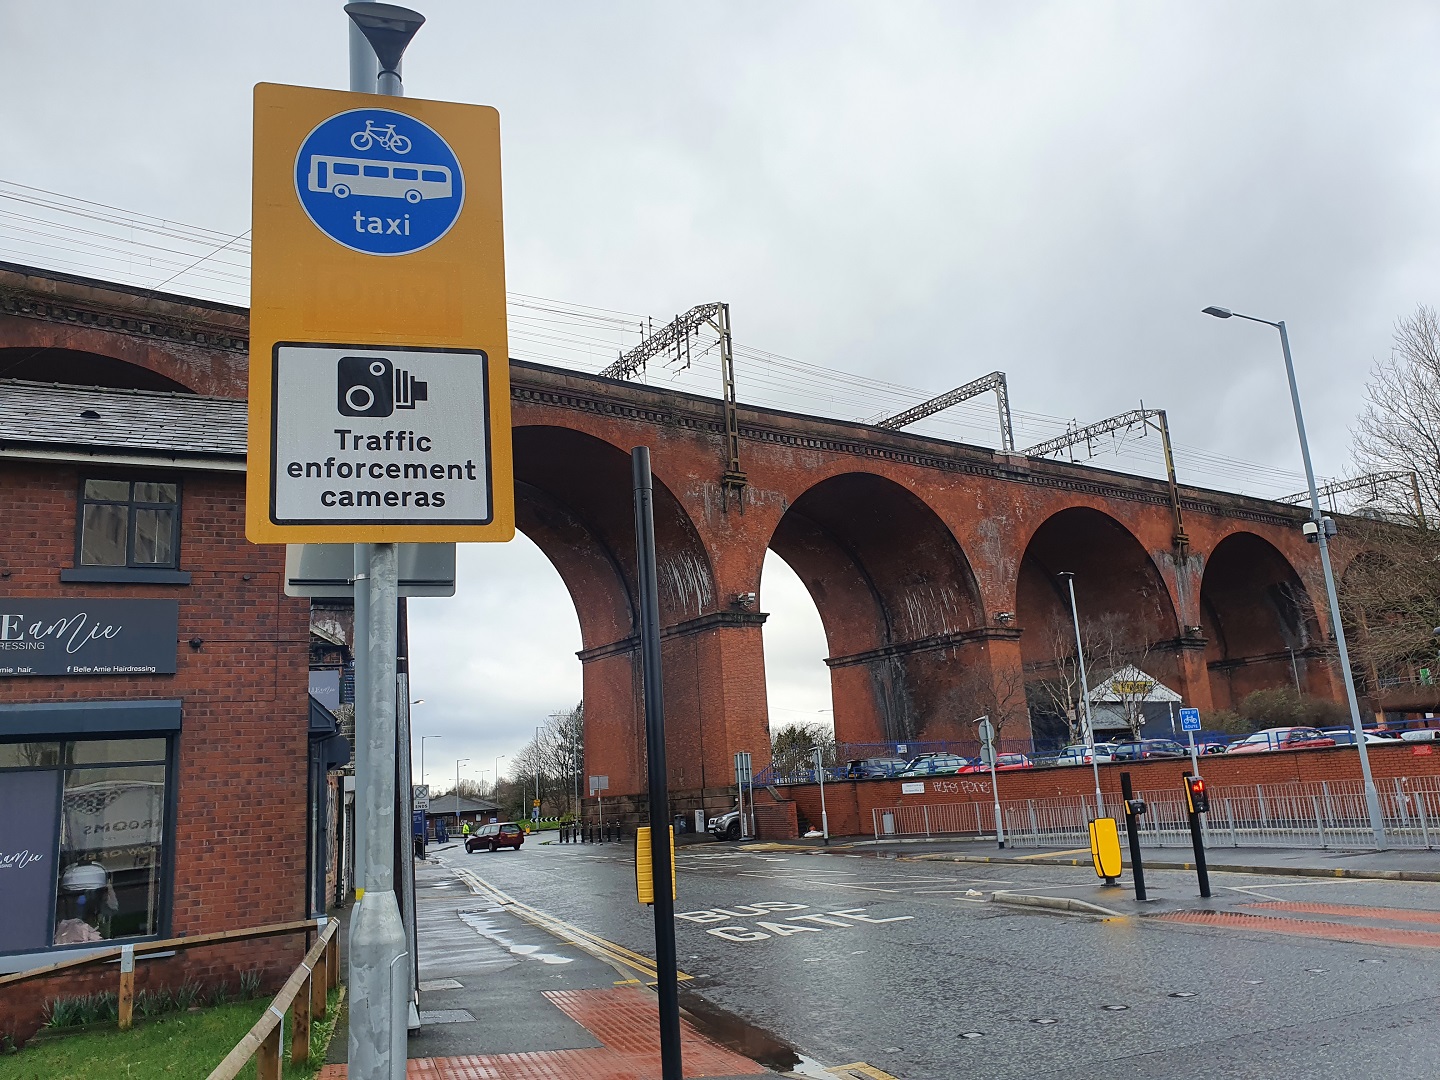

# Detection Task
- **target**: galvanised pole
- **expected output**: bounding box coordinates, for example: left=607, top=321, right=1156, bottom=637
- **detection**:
left=1275, top=320, right=1386, bottom=849
left=345, top=8, right=426, bottom=1076
left=1205, top=308, right=1388, bottom=849
left=1062, top=572, right=1105, bottom=813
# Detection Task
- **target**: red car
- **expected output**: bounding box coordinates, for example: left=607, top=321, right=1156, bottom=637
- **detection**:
left=466, top=821, right=525, bottom=852
left=1226, top=727, right=1336, bottom=754
left=959, top=754, right=1035, bottom=773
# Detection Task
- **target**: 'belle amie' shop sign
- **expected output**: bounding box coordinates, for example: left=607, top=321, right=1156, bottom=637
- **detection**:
left=0, top=599, right=178, bottom=676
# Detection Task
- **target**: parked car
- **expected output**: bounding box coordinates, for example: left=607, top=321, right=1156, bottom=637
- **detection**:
left=1226, top=727, right=1336, bottom=754
left=843, top=757, right=909, bottom=779
left=1111, top=739, right=1188, bottom=761
left=1054, top=742, right=1117, bottom=766
left=898, top=753, right=969, bottom=777
left=1321, top=728, right=1393, bottom=746
left=708, top=806, right=742, bottom=840
left=959, top=753, right=1035, bottom=773
left=466, top=821, right=525, bottom=853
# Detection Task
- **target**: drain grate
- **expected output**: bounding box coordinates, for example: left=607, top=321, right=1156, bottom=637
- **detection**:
left=418, top=1009, right=476, bottom=1025
left=418, top=978, right=463, bottom=991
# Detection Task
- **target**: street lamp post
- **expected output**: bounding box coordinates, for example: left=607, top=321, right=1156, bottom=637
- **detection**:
left=419, top=733, right=440, bottom=788
left=1203, top=306, right=1387, bottom=848
left=455, top=758, right=469, bottom=833
left=535, top=726, right=542, bottom=822
left=494, top=754, right=506, bottom=802
left=1059, top=571, right=1105, bottom=812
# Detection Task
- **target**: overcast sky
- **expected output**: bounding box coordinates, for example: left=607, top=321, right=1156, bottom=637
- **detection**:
left=6, top=2, right=1440, bottom=789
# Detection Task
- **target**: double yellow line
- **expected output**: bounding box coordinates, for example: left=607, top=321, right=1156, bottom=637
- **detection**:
left=453, top=866, right=691, bottom=984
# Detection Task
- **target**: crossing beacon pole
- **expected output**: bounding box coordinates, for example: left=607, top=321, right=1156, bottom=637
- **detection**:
left=632, top=446, right=684, bottom=1080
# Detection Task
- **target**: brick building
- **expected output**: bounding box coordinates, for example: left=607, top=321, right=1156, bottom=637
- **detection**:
left=0, top=377, right=335, bottom=1041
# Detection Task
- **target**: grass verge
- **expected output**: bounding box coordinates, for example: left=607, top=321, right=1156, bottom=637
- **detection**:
left=0, top=987, right=343, bottom=1080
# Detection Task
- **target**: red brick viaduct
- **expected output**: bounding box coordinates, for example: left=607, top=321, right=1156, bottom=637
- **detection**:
left=0, top=263, right=1355, bottom=807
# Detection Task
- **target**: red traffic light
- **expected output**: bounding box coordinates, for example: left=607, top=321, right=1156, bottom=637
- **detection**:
left=1184, top=774, right=1209, bottom=814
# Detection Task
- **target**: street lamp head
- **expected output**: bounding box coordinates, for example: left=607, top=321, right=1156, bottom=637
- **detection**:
left=344, top=3, right=425, bottom=76
left=411, top=698, right=425, bottom=705
left=1201, top=306, right=1233, bottom=319
left=1056, top=570, right=1075, bottom=580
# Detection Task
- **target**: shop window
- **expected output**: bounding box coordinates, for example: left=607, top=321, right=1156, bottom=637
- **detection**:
left=0, top=737, right=171, bottom=956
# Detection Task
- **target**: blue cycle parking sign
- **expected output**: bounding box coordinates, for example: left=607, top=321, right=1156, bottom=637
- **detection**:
left=294, top=108, right=465, bottom=256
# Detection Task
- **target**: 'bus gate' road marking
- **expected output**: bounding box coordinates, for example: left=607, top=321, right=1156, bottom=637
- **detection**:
left=676, top=902, right=915, bottom=943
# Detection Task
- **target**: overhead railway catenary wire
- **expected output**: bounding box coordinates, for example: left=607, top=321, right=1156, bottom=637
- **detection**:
left=0, top=178, right=1329, bottom=501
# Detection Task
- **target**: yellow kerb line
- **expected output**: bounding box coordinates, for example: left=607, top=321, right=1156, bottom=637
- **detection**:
left=1015, top=848, right=1092, bottom=860
left=455, top=866, right=691, bottom=981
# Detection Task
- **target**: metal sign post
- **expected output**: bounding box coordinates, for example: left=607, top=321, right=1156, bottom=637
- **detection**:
left=814, top=745, right=830, bottom=845
left=1179, top=707, right=1202, bottom=777
left=977, top=716, right=1005, bottom=849
left=631, top=446, right=682, bottom=1080
left=245, top=6, right=516, bottom=1076
left=590, top=775, right=608, bottom=834
left=734, top=752, right=752, bottom=839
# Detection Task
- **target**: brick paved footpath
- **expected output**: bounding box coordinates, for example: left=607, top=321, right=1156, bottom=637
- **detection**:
left=321, top=856, right=775, bottom=1079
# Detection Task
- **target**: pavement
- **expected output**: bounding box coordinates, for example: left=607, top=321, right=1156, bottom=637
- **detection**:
left=782, top=833, right=1440, bottom=880
left=320, top=833, right=802, bottom=1080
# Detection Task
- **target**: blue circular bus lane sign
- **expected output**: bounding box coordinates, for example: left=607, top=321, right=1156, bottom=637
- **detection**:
left=295, top=107, right=465, bottom=256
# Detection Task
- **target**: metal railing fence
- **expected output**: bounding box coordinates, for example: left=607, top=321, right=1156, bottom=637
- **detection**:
left=872, top=776, right=1440, bottom=851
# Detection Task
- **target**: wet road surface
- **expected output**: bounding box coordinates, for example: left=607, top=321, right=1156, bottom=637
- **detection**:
left=432, top=837, right=1440, bottom=1079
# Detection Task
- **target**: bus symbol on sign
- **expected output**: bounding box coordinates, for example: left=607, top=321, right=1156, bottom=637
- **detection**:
left=294, top=107, right=464, bottom=257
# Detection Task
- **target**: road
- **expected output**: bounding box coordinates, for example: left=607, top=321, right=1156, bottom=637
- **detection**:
left=432, top=836, right=1440, bottom=1079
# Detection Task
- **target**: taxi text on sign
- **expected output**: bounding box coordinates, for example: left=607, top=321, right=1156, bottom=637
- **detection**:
left=247, top=83, right=514, bottom=543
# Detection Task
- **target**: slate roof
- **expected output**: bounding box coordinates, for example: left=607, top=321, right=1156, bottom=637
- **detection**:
left=0, top=379, right=245, bottom=458
left=426, top=795, right=503, bottom=816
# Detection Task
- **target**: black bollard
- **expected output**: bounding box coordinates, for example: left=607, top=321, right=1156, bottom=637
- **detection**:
left=1119, top=771, right=1148, bottom=903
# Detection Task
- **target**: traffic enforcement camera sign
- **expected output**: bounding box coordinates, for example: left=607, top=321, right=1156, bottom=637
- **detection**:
left=247, top=83, right=513, bottom=543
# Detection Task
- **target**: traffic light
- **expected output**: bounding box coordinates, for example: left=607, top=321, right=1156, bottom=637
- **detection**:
left=1184, top=774, right=1209, bottom=815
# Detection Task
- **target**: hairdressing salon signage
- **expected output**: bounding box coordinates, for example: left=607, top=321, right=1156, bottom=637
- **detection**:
left=0, top=599, right=179, bottom=677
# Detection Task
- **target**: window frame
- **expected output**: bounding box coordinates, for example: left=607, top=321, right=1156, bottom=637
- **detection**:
left=66, top=473, right=189, bottom=585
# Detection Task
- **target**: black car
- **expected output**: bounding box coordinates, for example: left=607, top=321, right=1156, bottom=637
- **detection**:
left=1111, top=739, right=1188, bottom=761
left=843, top=757, right=908, bottom=779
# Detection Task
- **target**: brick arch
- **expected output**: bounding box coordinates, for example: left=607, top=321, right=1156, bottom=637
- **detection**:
left=1200, top=531, right=1321, bottom=709
left=512, top=425, right=722, bottom=797
left=765, top=471, right=985, bottom=745
left=513, top=425, right=718, bottom=634
left=0, top=346, right=197, bottom=393
left=1017, top=506, right=1183, bottom=720
left=0, top=321, right=245, bottom=397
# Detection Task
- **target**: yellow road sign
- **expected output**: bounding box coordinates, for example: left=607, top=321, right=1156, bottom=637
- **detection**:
left=247, top=83, right=514, bottom=543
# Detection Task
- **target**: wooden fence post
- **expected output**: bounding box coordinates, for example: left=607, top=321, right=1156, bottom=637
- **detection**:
left=256, top=1015, right=283, bottom=1080
left=311, top=951, right=328, bottom=1019
left=117, top=944, right=135, bottom=1031
left=291, top=966, right=312, bottom=1065
left=326, top=933, right=339, bottom=989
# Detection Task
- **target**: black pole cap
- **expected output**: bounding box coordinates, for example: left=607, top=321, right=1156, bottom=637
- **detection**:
left=345, top=2, right=425, bottom=74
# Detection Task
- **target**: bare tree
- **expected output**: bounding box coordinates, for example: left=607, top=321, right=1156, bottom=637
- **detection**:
left=951, top=661, right=1029, bottom=750
left=1086, top=616, right=1162, bottom=741
left=1351, top=305, right=1440, bottom=524
left=1025, top=617, right=1093, bottom=745
left=1339, top=306, right=1440, bottom=692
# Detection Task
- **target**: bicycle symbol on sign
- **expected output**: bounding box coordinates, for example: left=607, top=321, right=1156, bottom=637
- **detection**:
left=351, top=120, right=411, bottom=155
